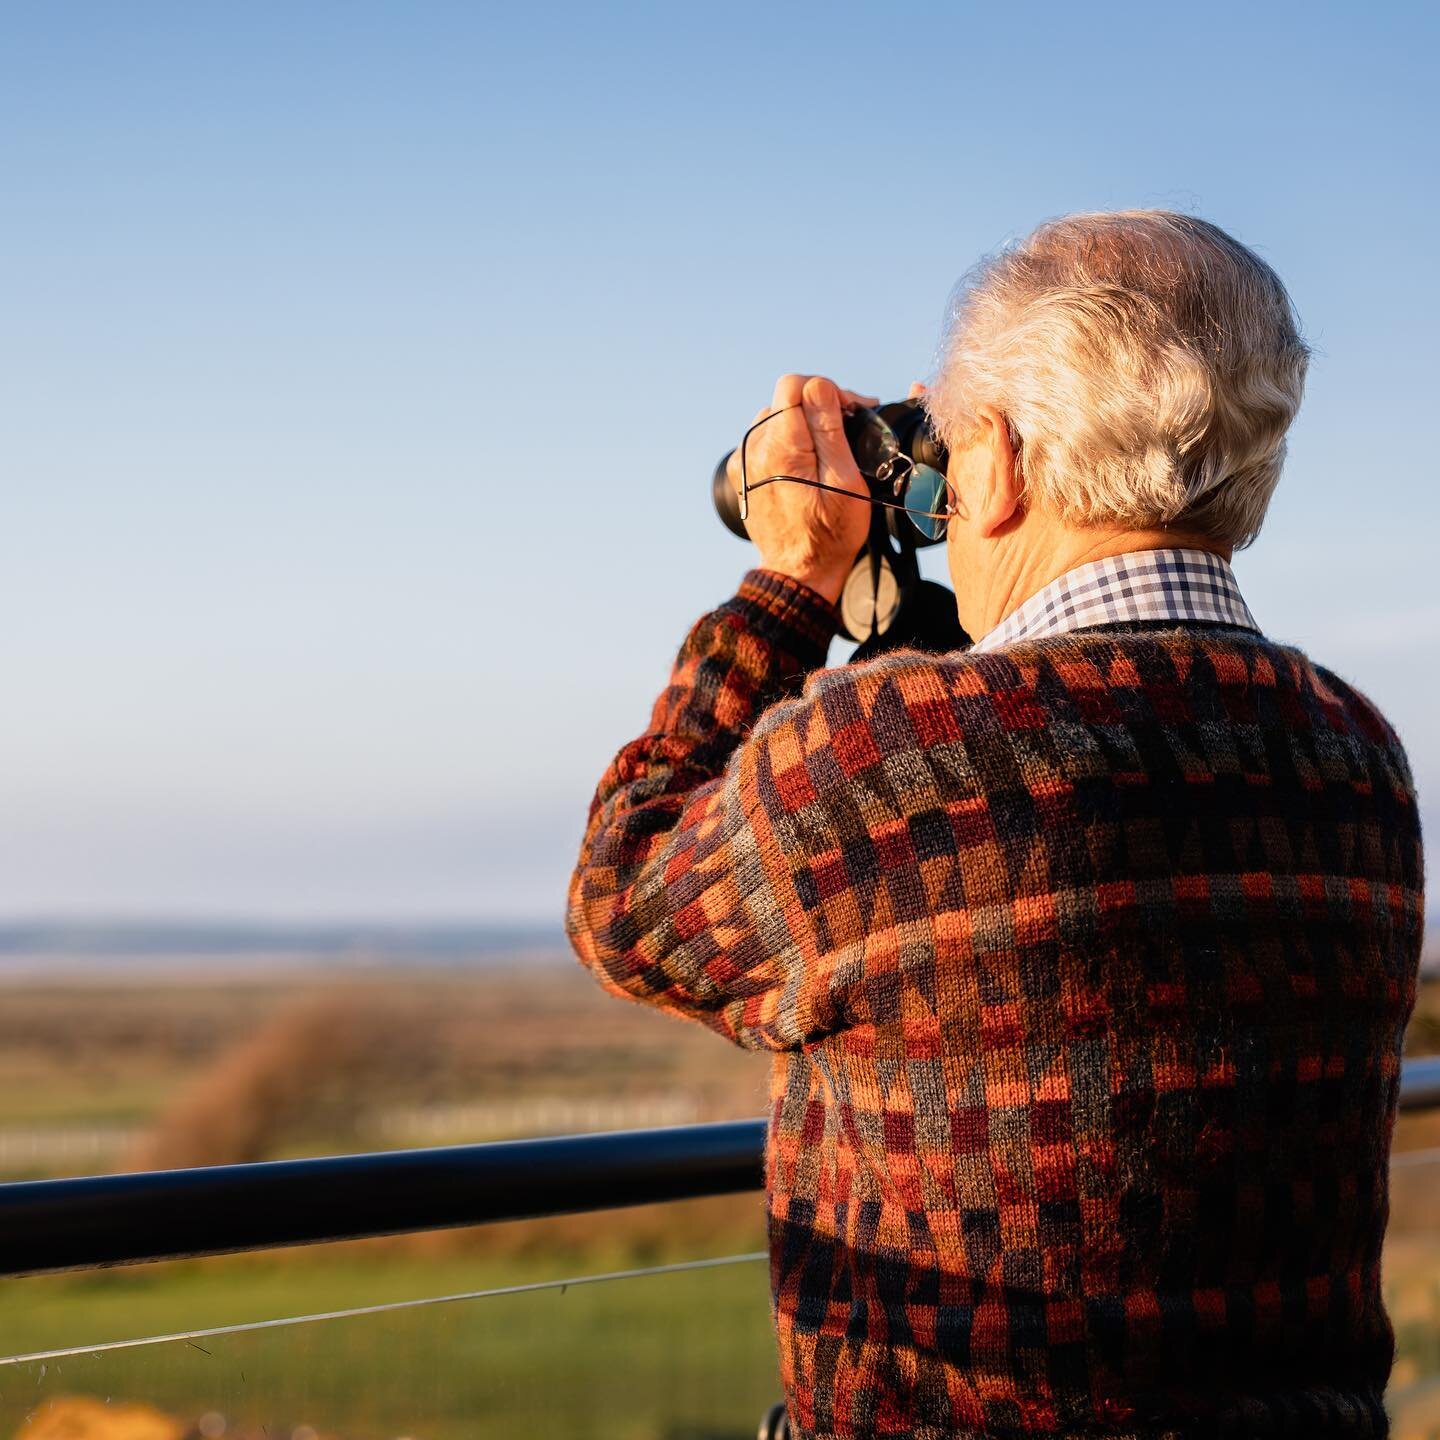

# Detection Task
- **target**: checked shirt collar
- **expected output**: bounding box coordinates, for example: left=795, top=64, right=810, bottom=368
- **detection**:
left=970, top=547, right=1259, bottom=654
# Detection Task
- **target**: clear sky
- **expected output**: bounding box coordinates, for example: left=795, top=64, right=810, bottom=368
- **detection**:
left=2, top=1, right=1436, bottom=923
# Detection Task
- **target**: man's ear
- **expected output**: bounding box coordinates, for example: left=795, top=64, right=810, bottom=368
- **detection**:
left=974, top=404, right=1021, bottom=539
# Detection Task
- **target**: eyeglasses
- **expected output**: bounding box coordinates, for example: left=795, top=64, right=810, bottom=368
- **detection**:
left=738, top=404, right=955, bottom=542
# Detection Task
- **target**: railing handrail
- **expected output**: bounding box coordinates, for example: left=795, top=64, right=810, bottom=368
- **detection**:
left=1403, top=1053, right=1440, bottom=1111
left=1, top=1057, right=1436, bottom=1279
left=0, top=1119, right=766, bottom=1278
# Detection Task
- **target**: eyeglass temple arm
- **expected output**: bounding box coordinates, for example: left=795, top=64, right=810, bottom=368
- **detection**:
left=743, top=474, right=949, bottom=522
left=738, top=404, right=802, bottom=522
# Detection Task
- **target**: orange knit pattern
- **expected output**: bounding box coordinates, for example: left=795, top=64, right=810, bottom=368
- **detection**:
left=568, top=570, right=1424, bottom=1439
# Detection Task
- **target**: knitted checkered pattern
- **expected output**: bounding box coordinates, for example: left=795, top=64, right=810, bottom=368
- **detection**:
left=567, top=569, right=1424, bottom=1440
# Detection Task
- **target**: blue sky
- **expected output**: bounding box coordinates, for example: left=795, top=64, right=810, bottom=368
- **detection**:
left=1, top=1, right=1436, bottom=922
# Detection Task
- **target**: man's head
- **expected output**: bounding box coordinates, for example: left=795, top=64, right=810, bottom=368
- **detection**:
left=923, top=211, right=1309, bottom=638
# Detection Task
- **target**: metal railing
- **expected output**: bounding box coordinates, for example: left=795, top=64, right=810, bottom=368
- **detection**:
left=0, top=1056, right=1435, bottom=1279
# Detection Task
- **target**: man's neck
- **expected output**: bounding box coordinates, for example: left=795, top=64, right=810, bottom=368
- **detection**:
left=975, top=523, right=1231, bottom=640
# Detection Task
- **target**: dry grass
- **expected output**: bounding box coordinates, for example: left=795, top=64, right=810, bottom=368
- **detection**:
left=1, top=964, right=1433, bottom=1172
left=0, top=960, right=775, bottom=1257
left=118, top=964, right=770, bottom=1169
left=0, top=959, right=1436, bottom=1428
left=126, top=986, right=410, bottom=1169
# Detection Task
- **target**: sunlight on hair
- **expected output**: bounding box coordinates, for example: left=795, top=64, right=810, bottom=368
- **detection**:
left=925, top=210, right=1310, bottom=549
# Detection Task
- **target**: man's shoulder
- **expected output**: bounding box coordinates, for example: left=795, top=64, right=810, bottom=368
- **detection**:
left=785, top=628, right=1410, bottom=759
left=759, top=624, right=1410, bottom=748
left=792, top=626, right=1270, bottom=712
left=1295, top=652, right=1416, bottom=780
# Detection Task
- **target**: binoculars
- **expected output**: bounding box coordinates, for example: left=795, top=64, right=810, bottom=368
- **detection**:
left=712, top=399, right=969, bottom=655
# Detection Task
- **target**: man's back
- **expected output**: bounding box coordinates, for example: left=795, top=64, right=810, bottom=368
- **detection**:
left=754, top=624, right=1422, bottom=1437
left=570, top=212, right=1425, bottom=1439
left=570, top=585, right=1423, bottom=1438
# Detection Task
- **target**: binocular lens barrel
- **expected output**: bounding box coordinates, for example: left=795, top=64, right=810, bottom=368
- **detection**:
left=710, top=401, right=948, bottom=549
left=713, top=452, right=749, bottom=539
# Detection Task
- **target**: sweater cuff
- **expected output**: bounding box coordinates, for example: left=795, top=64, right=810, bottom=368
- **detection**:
left=732, top=568, right=843, bottom=663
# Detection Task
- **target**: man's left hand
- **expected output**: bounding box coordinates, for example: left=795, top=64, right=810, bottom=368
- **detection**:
left=725, top=374, right=877, bottom=605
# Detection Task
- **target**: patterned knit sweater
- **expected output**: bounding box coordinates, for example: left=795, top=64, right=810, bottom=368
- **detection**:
left=566, top=569, right=1424, bottom=1440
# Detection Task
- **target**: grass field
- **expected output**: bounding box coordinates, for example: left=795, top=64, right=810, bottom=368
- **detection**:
left=0, top=961, right=1435, bottom=1438
left=0, top=1251, right=780, bottom=1440
left=1, top=963, right=1433, bottom=1174
left=7, top=1235, right=1440, bottom=1440
left=0, top=963, right=769, bottom=1178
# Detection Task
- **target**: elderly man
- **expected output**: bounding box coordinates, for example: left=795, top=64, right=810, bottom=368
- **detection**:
left=567, top=212, right=1424, bottom=1438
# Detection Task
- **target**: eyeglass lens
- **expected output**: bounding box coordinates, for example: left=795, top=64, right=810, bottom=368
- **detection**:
left=902, top=464, right=950, bottom=541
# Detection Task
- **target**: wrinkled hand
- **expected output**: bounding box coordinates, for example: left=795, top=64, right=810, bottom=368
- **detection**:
left=725, top=374, right=877, bottom=605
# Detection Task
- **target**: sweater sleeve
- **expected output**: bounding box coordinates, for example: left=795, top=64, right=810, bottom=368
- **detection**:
left=565, top=568, right=845, bottom=1051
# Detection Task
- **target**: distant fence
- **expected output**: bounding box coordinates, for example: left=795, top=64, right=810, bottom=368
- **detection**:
left=377, top=1094, right=700, bottom=1142
left=0, top=1125, right=136, bottom=1169
left=0, top=1057, right=1435, bottom=1279
left=0, top=1096, right=702, bottom=1178
left=0, top=1118, right=766, bottom=1276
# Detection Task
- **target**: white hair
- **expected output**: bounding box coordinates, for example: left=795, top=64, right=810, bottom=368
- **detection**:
left=924, top=210, right=1310, bottom=549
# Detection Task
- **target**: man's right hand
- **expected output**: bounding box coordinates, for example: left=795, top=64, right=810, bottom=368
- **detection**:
left=724, top=374, right=878, bottom=606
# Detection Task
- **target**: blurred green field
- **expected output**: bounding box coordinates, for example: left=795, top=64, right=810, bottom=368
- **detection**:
left=0, top=965, right=769, bottom=1179
left=4, top=1223, right=1440, bottom=1440
left=0, top=964, right=780, bottom=1437
left=0, top=1251, right=780, bottom=1440
left=0, top=965, right=1434, bottom=1438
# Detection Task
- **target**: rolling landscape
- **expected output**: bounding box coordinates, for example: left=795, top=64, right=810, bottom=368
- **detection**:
left=0, top=927, right=780, bottom=1439
left=0, top=925, right=1434, bottom=1439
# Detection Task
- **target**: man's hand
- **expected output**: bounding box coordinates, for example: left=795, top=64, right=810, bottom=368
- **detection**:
left=725, top=374, right=877, bottom=605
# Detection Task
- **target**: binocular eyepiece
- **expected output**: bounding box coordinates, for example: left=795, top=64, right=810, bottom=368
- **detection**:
left=712, top=399, right=970, bottom=655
